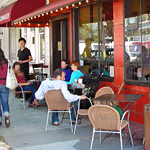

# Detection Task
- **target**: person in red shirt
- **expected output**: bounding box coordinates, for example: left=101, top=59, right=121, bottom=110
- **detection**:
left=0, top=48, right=10, bottom=128
left=13, top=62, right=39, bottom=107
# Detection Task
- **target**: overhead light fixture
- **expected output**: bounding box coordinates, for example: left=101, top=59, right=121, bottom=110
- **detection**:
left=66, top=6, right=69, bottom=9
left=46, top=23, right=49, bottom=25
left=42, top=14, right=44, bottom=16
left=56, top=9, right=58, bottom=12
left=38, top=15, right=40, bottom=17
left=86, top=0, right=89, bottom=3
left=34, top=16, right=36, bottom=19
left=79, top=2, right=81, bottom=5
left=22, top=20, right=24, bottom=22
left=38, top=23, right=40, bottom=26
left=46, top=12, right=49, bottom=15
left=28, top=18, right=30, bottom=21
left=72, top=4, right=75, bottom=7
left=24, top=19, right=26, bottom=22
left=60, top=8, right=63, bottom=11
left=28, top=23, right=31, bottom=25
left=51, top=11, right=53, bottom=14
left=31, top=17, right=33, bottom=20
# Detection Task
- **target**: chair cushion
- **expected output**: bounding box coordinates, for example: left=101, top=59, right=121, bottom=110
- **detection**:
left=16, top=91, right=32, bottom=94
left=120, top=120, right=128, bottom=130
left=77, top=109, right=88, bottom=116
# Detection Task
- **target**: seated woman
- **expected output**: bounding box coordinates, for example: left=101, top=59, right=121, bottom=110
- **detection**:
left=66, top=61, right=84, bottom=85
left=61, top=60, right=72, bottom=81
left=13, top=62, right=39, bottom=107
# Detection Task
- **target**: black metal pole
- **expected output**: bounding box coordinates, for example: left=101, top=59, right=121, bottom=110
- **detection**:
left=97, top=0, right=101, bottom=71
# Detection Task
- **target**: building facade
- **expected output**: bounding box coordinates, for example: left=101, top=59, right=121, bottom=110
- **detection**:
left=12, top=0, right=150, bottom=124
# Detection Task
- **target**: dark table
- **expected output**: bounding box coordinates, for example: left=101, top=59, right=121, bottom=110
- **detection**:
left=93, top=93, right=144, bottom=140
left=93, top=94, right=144, bottom=113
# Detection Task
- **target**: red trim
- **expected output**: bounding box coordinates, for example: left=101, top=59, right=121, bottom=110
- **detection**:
left=14, top=0, right=82, bottom=22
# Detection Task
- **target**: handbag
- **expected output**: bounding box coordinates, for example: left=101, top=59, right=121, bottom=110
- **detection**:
left=6, top=61, right=18, bottom=90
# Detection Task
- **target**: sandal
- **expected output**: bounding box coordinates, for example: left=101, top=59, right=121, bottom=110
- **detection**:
left=72, top=120, right=81, bottom=124
left=28, top=103, right=34, bottom=107
left=5, top=117, right=10, bottom=128
left=33, top=99, right=40, bottom=107
left=52, top=122, right=59, bottom=126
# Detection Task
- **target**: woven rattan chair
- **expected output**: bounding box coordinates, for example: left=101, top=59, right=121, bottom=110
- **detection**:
left=88, top=105, right=134, bottom=150
left=45, top=90, right=73, bottom=132
left=12, top=84, right=32, bottom=109
left=94, top=87, right=114, bottom=105
left=74, top=98, right=92, bottom=134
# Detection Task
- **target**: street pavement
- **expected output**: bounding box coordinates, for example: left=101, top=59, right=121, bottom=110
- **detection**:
left=0, top=91, right=145, bottom=150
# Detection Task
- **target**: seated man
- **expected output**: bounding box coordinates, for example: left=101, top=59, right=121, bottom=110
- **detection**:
left=35, top=68, right=87, bottom=125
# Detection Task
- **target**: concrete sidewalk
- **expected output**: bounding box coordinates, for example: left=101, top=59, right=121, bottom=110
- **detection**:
left=0, top=91, right=145, bottom=150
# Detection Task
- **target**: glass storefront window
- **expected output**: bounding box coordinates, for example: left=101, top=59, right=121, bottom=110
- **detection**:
left=79, top=3, right=114, bottom=78
left=124, top=0, right=150, bottom=84
left=39, top=28, right=45, bottom=61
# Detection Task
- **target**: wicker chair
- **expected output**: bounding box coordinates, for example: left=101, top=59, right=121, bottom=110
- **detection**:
left=12, top=84, right=32, bottom=109
left=74, top=98, right=92, bottom=134
left=88, top=105, right=134, bottom=150
left=45, top=90, right=73, bottom=132
left=94, top=87, right=114, bottom=105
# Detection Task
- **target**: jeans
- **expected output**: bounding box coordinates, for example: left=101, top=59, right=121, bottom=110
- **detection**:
left=0, top=85, right=9, bottom=121
left=17, top=83, right=37, bottom=104
left=52, top=100, right=78, bottom=123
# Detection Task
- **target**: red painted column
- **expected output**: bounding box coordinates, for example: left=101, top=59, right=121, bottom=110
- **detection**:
left=113, top=0, right=124, bottom=87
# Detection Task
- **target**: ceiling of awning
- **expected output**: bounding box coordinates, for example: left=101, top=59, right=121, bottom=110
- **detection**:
left=0, top=0, right=17, bottom=8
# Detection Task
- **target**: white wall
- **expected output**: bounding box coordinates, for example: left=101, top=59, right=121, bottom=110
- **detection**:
left=0, top=27, right=20, bottom=61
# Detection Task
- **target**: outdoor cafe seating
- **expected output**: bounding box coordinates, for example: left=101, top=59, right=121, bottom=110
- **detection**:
left=88, top=105, right=134, bottom=150
left=45, top=90, right=74, bottom=133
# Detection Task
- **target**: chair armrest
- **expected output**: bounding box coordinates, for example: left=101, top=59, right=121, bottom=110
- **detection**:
left=17, top=84, right=24, bottom=94
left=77, top=98, right=93, bottom=110
left=120, top=110, right=130, bottom=130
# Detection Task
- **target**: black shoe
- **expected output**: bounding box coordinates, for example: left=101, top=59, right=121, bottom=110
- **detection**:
left=0, top=121, right=2, bottom=126
left=5, top=117, right=10, bottom=128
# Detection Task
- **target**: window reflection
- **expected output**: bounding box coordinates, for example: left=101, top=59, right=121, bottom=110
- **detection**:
left=124, top=0, right=150, bottom=83
left=79, top=3, right=114, bottom=77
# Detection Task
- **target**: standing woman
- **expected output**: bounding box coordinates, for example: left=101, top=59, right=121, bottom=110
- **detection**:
left=61, top=60, right=72, bottom=81
left=0, top=48, right=10, bottom=128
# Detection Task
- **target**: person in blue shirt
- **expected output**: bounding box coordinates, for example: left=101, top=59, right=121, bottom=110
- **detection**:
left=61, top=60, right=72, bottom=81
left=66, top=61, right=84, bottom=85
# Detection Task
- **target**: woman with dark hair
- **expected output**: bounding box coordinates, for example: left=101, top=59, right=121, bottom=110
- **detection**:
left=0, top=48, right=10, bottom=128
left=13, top=62, right=39, bottom=107
left=66, top=61, right=83, bottom=85
left=61, top=60, right=72, bottom=81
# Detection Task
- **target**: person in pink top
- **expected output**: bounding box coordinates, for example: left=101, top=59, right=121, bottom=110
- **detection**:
left=0, top=48, right=10, bottom=128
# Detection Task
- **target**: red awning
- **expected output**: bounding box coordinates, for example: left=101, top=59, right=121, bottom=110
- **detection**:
left=0, top=0, right=46, bottom=27
left=0, top=3, right=15, bottom=26
left=14, top=0, right=84, bottom=23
